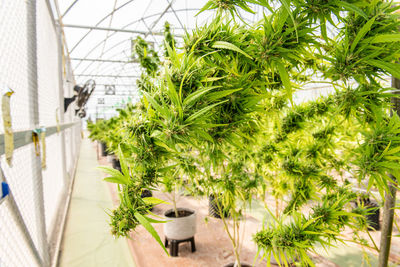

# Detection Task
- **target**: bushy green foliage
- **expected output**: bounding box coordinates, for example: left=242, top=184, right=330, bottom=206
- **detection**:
left=88, top=1, right=400, bottom=266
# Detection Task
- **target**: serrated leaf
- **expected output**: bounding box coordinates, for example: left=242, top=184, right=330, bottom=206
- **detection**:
left=212, top=41, right=253, bottom=59
left=134, top=212, right=169, bottom=255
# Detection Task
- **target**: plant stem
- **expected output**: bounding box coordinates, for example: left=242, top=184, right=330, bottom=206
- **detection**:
left=217, top=198, right=241, bottom=267
left=172, top=190, right=179, bottom=217
left=378, top=178, right=396, bottom=267
left=379, top=78, right=400, bottom=267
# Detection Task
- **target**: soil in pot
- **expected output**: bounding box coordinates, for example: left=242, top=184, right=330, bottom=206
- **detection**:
left=165, top=209, right=193, bottom=218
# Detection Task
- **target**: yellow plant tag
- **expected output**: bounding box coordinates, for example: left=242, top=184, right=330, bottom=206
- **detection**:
left=1, top=86, right=14, bottom=166
left=41, top=132, right=46, bottom=169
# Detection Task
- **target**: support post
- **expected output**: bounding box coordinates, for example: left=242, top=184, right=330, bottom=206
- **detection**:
left=378, top=77, right=400, bottom=267
left=56, top=24, right=68, bottom=191
left=27, top=0, right=50, bottom=266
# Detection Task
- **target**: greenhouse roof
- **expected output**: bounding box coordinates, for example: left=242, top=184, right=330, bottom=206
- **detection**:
left=54, top=0, right=267, bottom=93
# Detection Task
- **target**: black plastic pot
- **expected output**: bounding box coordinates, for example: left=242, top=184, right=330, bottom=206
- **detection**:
left=112, top=158, right=121, bottom=172
left=100, top=142, right=107, bottom=156
left=223, top=263, right=251, bottom=267
left=365, top=200, right=380, bottom=230
left=355, top=196, right=380, bottom=231
left=209, top=194, right=229, bottom=219
left=141, top=189, right=153, bottom=198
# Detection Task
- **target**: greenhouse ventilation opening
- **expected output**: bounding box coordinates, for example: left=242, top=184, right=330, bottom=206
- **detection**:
left=1, top=0, right=400, bottom=267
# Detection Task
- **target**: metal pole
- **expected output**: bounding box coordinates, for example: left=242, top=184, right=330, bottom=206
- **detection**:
left=27, top=0, right=50, bottom=266
left=56, top=24, right=68, bottom=190
left=46, top=25, right=70, bottom=266
left=62, top=24, right=166, bottom=36
left=74, top=74, right=140, bottom=78
left=378, top=77, right=400, bottom=267
left=70, top=57, right=139, bottom=64
left=0, top=168, right=43, bottom=266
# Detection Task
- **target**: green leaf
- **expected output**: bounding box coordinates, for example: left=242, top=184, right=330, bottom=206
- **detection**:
left=196, top=0, right=214, bottom=16
left=142, top=214, right=168, bottom=224
left=237, top=2, right=255, bottom=14
left=154, top=140, right=175, bottom=152
left=117, top=145, right=129, bottom=177
left=385, top=145, right=400, bottom=155
left=201, top=76, right=226, bottom=82
left=183, top=85, right=221, bottom=106
left=369, top=34, right=400, bottom=43
left=368, top=60, right=400, bottom=79
left=134, top=212, right=169, bottom=255
left=212, top=41, right=253, bottom=59
left=185, top=100, right=228, bottom=123
left=207, top=88, right=243, bottom=101
left=275, top=60, right=292, bottom=102
left=196, top=129, right=214, bottom=143
left=336, top=1, right=368, bottom=19
left=278, top=0, right=296, bottom=38
left=103, top=176, right=128, bottom=184
left=350, top=16, right=376, bottom=53
left=142, top=197, right=171, bottom=205
left=274, top=6, right=289, bottom=33
left=98, top=166, right=129, bottom=184
left=142, top=91, right=169, bottom=117
left=165, top=67, right=182, bottom=117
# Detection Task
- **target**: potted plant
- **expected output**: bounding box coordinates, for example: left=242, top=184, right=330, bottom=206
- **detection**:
left=91, top=1, right=400, bottom=266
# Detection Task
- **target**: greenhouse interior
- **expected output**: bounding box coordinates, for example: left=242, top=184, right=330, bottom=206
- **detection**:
left=2, top=0, right=400, bottom=267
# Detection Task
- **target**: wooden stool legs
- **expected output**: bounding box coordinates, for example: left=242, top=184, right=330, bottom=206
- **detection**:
left=164, top=236, right=196, bottom=257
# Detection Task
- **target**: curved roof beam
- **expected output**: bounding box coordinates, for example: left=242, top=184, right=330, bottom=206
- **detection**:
left=61, top=0, right=79, bottom=18
left=71, top=8, right=198, bottom=70
left=69, top=0, right=137, bottom=53
left=77, top=53, right=142, bottom=80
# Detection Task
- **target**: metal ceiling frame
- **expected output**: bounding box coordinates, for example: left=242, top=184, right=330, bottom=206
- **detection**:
left=60, top=1, right=207, bottom=104
left=69, top=8, right=197, bottom=71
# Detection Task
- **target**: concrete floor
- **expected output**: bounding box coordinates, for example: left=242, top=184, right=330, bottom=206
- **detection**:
left=58, top=138, right=135, bottom=267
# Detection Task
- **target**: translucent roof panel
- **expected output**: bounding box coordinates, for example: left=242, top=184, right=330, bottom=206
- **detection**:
left=59, top=0, right=215, bottom=86
left=59, top=0, right=269, bottom=83
left=56, top=0, right=269, bottom=119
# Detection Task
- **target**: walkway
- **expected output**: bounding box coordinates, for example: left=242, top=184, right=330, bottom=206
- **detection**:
left=58, top=138, right=135, bottom=267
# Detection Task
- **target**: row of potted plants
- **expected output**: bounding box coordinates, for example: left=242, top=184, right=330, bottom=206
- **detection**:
left=88, top=1, right=400, bottom=266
